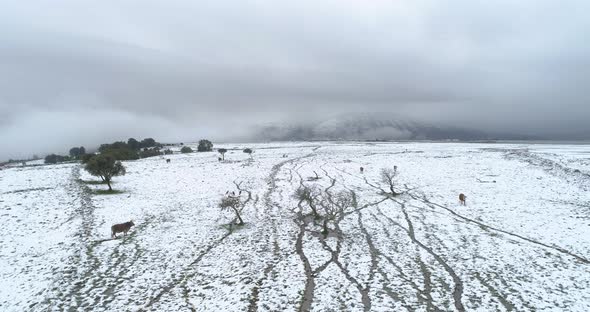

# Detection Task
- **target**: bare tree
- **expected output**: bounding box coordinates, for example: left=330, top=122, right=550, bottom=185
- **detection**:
left=380, top=167, right=399, bottom=196
left=319, top=190, right=356, bottom=237
left=294, top=185, right=321, bottom=219
left=219, top=194, right=244, bottom=225
left=307, top=170, right=320, bottom=181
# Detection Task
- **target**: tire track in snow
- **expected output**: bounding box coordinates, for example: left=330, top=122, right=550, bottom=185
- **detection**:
left=296, top=215, right=316, bottom=312
left=313, top=167, right=374, bottom=311
left=41, top=165, right=101, bottom=310
left=501, top=148, right=590, bottom=191
left=473, top=272, right=515, bottom=311
left=140, top=228, right=234, bottom=310
left=329, top=163, right=439, bottom=310
left=368, top=210, right=443, bottom=311
left=248, top=152, right=316, bottom=312
left=397, top=200, right=466, bottom=312
left=410, top=193, right=590, bottom=264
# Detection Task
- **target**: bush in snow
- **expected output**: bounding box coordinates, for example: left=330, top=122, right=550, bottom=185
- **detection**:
left=198, top=139, right=213, bottom=152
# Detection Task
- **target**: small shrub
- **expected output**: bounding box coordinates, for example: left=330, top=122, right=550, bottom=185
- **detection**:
left=180, top=146, right=193, bottom=153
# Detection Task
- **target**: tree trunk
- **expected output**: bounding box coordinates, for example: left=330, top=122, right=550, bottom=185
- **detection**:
left=322, top=219, right=329, bottom=237
left=310, top=202, right=319, bottom=219
left=231, top=207, right=243, bottom=225
left=235, top=209, right=244, bottom=225
left=106, top=179, right=112, bottom=191
left=390, top=185, right=396, bottom=196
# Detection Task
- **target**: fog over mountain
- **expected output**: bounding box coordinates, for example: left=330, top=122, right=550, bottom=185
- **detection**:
left=1, top=0, right=589, bottom=159
left=254, top=113, right=532, bottom=142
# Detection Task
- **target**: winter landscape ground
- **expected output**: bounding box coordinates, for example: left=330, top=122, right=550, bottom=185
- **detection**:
left=1, top=142, right=589, bottom=311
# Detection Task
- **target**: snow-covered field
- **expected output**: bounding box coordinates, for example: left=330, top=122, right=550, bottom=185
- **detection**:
left=1, top=142, right=589, bottom=311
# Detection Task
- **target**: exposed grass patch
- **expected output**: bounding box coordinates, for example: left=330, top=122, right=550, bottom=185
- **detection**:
left=94, top=189, right=124, bottom=195
left=79, top=179, right=109, bottom=185
left=219, top=222, right=247, bottom=233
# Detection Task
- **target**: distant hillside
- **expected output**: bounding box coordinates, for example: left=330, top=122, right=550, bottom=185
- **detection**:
left=254, top=113, right=529, bottom=141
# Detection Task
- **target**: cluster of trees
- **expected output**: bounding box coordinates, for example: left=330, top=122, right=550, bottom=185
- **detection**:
left=45, top=146, right=87, bottom=164
left=44, top=154, right=71, bottom=164
left=69, top=146, right=86, bottom=158
left=80, top=137, right=165, bottom=191
left=97, top=138, right=163, bottom=161
left=295, top=184, right=357, bottom=237
left=42, top=138, right=218, bottom=191
left=175, top=139, right=214, bottom=154
left=215, top=147, right=254, bottom=161
left=44, top=138, right=213, bottom=166
left=291, top=166, right=399, bottom=237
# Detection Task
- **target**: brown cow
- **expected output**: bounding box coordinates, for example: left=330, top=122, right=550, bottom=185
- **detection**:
left=111, top=221, right=135, bottom=238
left=459, top=193, right=466, bottom=206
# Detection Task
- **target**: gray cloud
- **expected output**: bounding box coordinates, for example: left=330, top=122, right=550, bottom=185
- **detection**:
left=1, top=0, right=589, bottom=159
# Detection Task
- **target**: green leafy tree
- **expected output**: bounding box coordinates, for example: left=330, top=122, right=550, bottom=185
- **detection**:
left=127, top=138, right=140, bottom=150
left=69, top=147, right=81, bottom=158
left=81, top=153, right=95, bottom=164
left=197, top=139, right=213, bottom=152
left=45, top=154, right=68, bottom=164
left=140, top=138, right=156, bottom=148
left=69, top=146, right=86, bottom=159
left=104, top=148, right=139, bottom=160
left=84, top=154, right=126, bottom=191
left=139, top=148, right=162, bottom=158
left=181, top=146, right=193, bottom=153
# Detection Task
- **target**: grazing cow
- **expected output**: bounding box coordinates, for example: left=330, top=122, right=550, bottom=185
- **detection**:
left=166, top=159, right=171, bottom=163
left=459, top=193, right=466, bottom=206
left=111, top=221, right=135, bottom=238
left=360, top=167, right=364, bottom=173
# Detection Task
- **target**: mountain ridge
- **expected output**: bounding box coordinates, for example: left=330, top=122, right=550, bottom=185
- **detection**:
left=252, top=113, right=532, bottom=141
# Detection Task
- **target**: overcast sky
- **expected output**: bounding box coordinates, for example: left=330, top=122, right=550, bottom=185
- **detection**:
left=1, top=0, right=589, bottom=159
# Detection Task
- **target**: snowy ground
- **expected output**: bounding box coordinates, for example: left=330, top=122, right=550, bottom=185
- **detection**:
left=1, top=142, right=589, bottom=311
